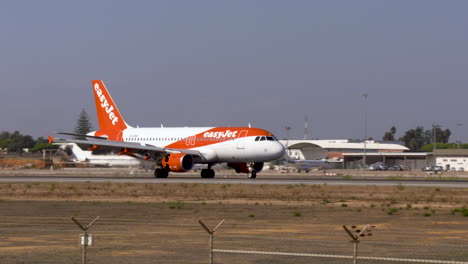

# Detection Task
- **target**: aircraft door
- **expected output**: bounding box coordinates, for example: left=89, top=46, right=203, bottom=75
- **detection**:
left=237, top=130, right=249, bottom=149
left=185, top=136, right=196, bottom=146
left=117, top=131, right=124, bottom=141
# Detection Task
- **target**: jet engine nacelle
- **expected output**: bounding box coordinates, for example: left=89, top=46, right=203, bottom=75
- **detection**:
left=228, top=162, right=264, bottom=174
left=162, top=153, right=194, bottom=172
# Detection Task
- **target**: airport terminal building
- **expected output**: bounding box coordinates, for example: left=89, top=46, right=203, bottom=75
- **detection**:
left=280, top=139, right=468, bottom=171
left=434, top=149, right=468, bottom=171
left=279, top=139, right=424, bottom=169
left=280, top=139, right=408, bottom=159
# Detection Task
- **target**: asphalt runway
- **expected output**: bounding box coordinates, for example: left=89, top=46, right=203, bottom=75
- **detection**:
left=1, top=175, right=468, bottom=188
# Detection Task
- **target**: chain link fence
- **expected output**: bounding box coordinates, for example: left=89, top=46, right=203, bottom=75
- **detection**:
left=1, top=220, right=468, bottom=264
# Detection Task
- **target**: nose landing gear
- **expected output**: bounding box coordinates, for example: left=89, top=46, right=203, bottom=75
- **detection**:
left=248, top=171, right=257, bottom=178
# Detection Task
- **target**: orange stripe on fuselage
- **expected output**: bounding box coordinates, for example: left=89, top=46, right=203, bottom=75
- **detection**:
left=165, top=127, right=272, bottom=149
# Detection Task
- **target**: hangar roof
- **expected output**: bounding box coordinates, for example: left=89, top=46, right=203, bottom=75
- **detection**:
left=342, top=152, right=428, bottom=157
left=434, top=149, right=468, bottom=156
left=279, top=139, right=409, bottom=151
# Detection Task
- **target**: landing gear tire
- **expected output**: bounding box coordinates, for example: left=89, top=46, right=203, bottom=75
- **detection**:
left=155, top=168, right=169, bottom=178
left=201, top=169, right=215, bottom=178
left=248, top=171, right=257, bottom=179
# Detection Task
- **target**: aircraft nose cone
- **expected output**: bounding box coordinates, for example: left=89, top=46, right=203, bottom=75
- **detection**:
left=273, top=142, right=286, bottom=159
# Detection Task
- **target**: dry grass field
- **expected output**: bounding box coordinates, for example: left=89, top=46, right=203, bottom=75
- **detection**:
left=1, top=172, right=468, bottom=262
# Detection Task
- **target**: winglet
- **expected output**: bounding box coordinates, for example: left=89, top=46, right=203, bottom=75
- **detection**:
left=48, top=135, right=54, bottom=144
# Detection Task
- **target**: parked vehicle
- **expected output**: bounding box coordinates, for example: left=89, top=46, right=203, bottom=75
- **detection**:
left=389, top=165, right=409, bottom=171
left=376, top=165, right=388, bottom=171
left=422, top=165, right=444, bottom=172
left=422, top=166, right=434, bottom=171
left=368, top=162, right=388, bottom=171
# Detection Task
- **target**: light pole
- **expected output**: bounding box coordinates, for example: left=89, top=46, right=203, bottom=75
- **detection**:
left=432, top=123, right=440, bottom=166
left=457, top=123, right=463, bottom=149
left=362, top=93, right=368, bottom=168
left=284, top=126, right=292, bottom=141
left=284, top=126, right=292, bottom=155
left=304, top=114, right=309, bottom=140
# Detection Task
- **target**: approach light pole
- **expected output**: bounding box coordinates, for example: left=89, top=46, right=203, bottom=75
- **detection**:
left=362, top=93, right=368, bottom=168
left=457, top=123, right=463, bottom=149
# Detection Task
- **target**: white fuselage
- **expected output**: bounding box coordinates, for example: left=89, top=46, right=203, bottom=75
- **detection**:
left=120, top=127, right=285, bottom=163
left=58, top=143, right=141, bottom=167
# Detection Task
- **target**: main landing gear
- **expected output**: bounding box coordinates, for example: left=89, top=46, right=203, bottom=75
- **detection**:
left=154, top=168, right=169, bottom=178
left=201, top=168, right=215, bottom=178
left=154, top=168, right=215, bottom=178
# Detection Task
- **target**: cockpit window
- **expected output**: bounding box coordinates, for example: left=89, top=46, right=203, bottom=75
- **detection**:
left=255, top=135, right=277, bottom=142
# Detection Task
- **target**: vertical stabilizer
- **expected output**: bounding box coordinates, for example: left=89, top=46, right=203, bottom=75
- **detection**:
left=61, top=143, right=90, bottom=162
left=92, top=80, right=128, bottom=132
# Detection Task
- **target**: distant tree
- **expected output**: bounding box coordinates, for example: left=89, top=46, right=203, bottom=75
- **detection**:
left=0, top=131, right=57, bottom=154
left=29, top=137, right=57, bottom=153
left=0, top=131, right=12, bottom=150
left=0, top=131, right=11, bottom=141
left=399, top=126, right=451, bottom=151
left=0, top=138, right=12, bottom=149
left=420, top=143, right=457, bottom=152
left=382, top=126, right=397, bottom=141
left=2, top=130, right=35, bottom=154
left=73, top=109, right=93, bottom=139
left=432, top=127, right=451, bottom=143
left=399, top=127, right=429, bottom=151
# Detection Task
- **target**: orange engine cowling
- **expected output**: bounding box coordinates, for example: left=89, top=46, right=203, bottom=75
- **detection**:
left=161, top=153, right=194, bottom=172
left=228, top=162, right=264, bottom=174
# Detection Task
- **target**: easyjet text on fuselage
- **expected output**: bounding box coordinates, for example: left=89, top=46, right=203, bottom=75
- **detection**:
left=203, top=130, right=238, bottom=139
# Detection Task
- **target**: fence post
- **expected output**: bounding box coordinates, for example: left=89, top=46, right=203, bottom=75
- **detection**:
left=352, top=240, right=359, bottom=264
left=199, top=219, right=225, bottom=264
left=72, top=216, right=100, bottom=264
left=343, top=224, right=374, bottom=264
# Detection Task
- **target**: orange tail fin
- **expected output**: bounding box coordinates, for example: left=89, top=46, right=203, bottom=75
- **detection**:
left=92, top=80, right=129, bottom=132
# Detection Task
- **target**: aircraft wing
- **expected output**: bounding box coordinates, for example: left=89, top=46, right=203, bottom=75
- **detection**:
left=49, top=136, right=203, bottom=157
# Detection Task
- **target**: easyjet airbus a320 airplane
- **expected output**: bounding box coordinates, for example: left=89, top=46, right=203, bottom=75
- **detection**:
left=50, top=80, right=285, bottom=178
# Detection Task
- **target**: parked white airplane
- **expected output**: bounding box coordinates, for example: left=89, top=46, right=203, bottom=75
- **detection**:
left=56, top=143, right=141, bottom=167
left=287, top=159, right=330, bottom=172
left=49, top=80, right=285, bottom=178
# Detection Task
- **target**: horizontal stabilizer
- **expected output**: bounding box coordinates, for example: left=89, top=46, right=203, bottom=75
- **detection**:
left=54, top=132, right=108, bottom=140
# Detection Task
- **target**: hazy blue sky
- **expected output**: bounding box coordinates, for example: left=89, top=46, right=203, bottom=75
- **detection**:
left=1, top=1, right=468, bottom=141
